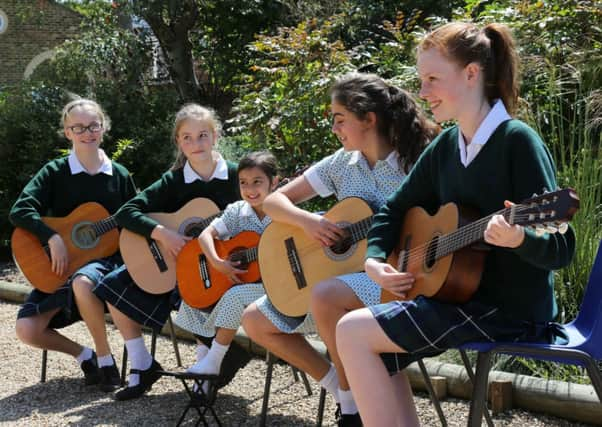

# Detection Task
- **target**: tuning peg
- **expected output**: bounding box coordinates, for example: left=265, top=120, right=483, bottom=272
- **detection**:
left=534, top=225, right=546, bottom=237
left=558, top=223, right=569, bottom=234
left=545, top=224, right=558, bottom=234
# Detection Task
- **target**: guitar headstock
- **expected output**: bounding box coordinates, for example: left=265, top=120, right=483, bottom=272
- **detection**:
left=511, top=188, right=580, bottom=235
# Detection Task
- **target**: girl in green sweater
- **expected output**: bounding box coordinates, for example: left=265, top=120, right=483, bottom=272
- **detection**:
left=10, top=99, right=137, bottom=392
left=336, top=22, right=576, bottom=426
left=92, top=103, right=241, bottom=401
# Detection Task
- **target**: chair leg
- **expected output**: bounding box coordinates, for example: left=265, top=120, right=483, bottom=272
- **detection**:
left=259, top=351, right=276, bottom=427
left=121, top=345, right=128, bottom=386
left=417, top=359, right=447, bottom=426
left=467, top=351, right=493, bottom=427
left=316, top=387, right=326, bottom=427
left=150, top=329, right=158, bottom=357
left=40, top=349, right=48, bottom=383
left=584, top=359, right=602, bottom=403
left=167, top=316, right=182, bottom=367
left=459, top=350, right=494, bottom=427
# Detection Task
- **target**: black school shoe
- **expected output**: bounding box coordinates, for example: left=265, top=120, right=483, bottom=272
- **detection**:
left=114, top=359, right=163, bottom=401
left=80, top=351, right=100, bottom=386
left=336, top=409, right=363, bottom=427
left=98, top=357, right=121, bottom=392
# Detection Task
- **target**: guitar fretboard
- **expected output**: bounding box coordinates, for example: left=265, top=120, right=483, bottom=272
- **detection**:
left=435, top=207, right=512, bottom=259
left=92, top=216, right=119, bottom=236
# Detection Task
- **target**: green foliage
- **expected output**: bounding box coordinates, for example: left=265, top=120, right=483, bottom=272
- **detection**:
left=0, top=84, right=70, bottom=243
left=229, top=17, right=353, bottom=177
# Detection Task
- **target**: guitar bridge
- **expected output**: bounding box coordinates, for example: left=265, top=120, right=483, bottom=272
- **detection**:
left=198, top=254, right=211, bottom=289
left=285, top=237, right=307, bottom=290
left=147, top=239, right=168, bottom=273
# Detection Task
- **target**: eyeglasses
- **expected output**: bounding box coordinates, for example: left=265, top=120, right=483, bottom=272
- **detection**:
left=68, top=123, right=103, bottom=135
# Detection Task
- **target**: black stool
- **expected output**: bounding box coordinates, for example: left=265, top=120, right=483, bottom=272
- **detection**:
left=159, top=370, right=222, bottom=426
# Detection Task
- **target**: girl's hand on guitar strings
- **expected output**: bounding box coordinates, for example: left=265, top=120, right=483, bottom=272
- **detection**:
left=48, top=233, right=69, bottom=276
left=301, top=213, right=346, bottom=247
left=213, top=259, right=247, bottom=284
left=365, top=257, right=415, bottom=298
left=151, top=225, right=192, bottom=258
left=484, top=200, right=525, bottom=248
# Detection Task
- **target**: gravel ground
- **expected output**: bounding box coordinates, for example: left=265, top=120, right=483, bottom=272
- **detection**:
left=0, top=261, right=595, bottom=426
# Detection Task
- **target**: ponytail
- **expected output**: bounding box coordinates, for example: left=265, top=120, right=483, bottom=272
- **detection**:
left=482, top=23, right=519, bottom=115
left=387, top=86, right=440, bottom=173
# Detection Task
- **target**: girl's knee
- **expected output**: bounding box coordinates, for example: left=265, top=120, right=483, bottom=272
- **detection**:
left=311, top=278, right=345, bottom=311
left=71, top=275, right=94, bottom=296
left=15, top=317, right=41, bottom=345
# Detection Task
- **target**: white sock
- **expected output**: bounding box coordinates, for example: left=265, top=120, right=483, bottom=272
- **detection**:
left=187, top=339, right=229, bottom=375
left=338, top=388, right=358, bottom=415
left=97, top=354, right=115, bottom=368
left=318, top=364, right=340, bottom=403
left=196, top=343, right=209, bottom=362
left=76, top=346, right=94, bottom=365
left=125, top=336, right=152, bottom=387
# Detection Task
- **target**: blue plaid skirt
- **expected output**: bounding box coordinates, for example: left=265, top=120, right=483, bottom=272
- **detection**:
left=17, top=254, right=123, bottom=329
left=93, top=264, right=176, bottom=332
left=371, top=296, right=562, bottom=372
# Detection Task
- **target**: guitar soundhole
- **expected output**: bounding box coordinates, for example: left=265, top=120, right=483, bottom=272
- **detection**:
left=184, top=224, right=204, bottom=237
left=72, top=222, right=99, bottom=249
left=330, top=235, right=352, bottom=255
left=324, top=222, right=357, bottom=261
left=229, top=250, right=249, bottom=270
left=425, top=236, right=438, bottom=269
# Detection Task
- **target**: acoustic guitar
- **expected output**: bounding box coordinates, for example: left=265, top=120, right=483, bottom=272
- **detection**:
left=119, top=198, right=221, bottom=294
left=259, top=197, right=374, bottom=317
left=11, top=202, right=119, bottom=293
left=380, top=188, right=580, bottom=304
left=177, top=230, right=261, bottom=309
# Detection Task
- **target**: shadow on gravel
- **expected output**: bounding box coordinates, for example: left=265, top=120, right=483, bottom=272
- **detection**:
left=0, top=377, right=316, bottom=426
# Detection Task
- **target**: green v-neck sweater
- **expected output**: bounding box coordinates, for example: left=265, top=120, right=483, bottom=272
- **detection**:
left=115, top=162, right=240, bottom=238
left=9, top=157, right=136, bottom=243
left=366, top=119, right=576, bottom=322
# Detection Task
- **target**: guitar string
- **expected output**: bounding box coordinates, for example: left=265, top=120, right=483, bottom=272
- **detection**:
left=396, top=205, right=559, bottom=267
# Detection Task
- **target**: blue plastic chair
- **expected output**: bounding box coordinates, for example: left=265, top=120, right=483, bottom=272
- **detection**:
left=459, top=239, right=602, bottom=427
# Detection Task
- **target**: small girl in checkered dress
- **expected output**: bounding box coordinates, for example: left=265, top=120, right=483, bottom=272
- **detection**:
left=337, top=22, right=576, bottom=426
left=92, top=104, right=240, bottom=400
left=241, top=72, right=439, bottom=426
left=175, top=151, right=279, bottom=377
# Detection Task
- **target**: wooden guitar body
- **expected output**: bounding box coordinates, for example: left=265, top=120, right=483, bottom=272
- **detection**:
left=259, top=197, right=373, bottom=317
left=119, top=198, right=220, bottom=294
left=381, top=203, right=486, bottom=304
left=177, top=231, right=261, bottom=309
left=11, top=202, right=119, bottom=293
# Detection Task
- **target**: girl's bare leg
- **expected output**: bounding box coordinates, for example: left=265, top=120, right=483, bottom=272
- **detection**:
left=336, top=308, right=419, bottom=427
left=15, top=308, right=82, bottom=356
left=311, top=277, right=364, bottom=389
left=72, top=275, right=111, bottom=356
left=242, top=303, right=330, bottom=380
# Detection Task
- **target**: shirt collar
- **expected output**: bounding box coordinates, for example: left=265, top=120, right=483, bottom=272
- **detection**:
left=68, top=149, right=113, bottom=176
left=240, top=201, right=254, bottom=217
left=348, top=150, right=400, bottom=170
left=458, top=99, right=511, bottom=149
left=183, top=153, right=229, bottom=183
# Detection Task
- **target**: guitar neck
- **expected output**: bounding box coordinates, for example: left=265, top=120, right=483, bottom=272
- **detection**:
left=436, top=206, right=513, bottom=258
left=92, top=216, right=119, bottom=237
left=344, top=216, right=374, bottom=244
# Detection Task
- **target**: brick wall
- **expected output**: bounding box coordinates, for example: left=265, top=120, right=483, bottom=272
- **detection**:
left=0, top=0, right=81, bottom=87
